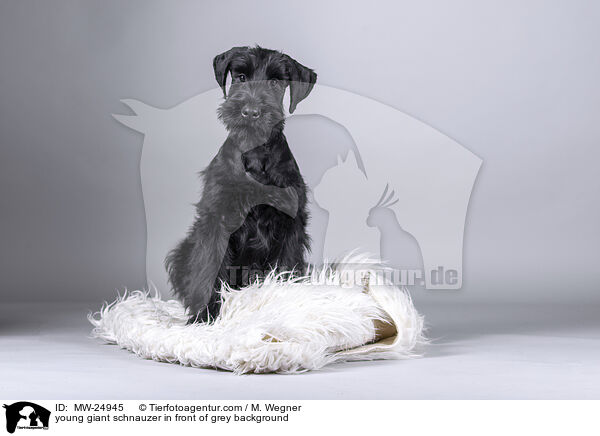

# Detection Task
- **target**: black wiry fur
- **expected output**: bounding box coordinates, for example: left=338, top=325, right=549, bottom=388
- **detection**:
left=165, top=46, right=316, bottom=323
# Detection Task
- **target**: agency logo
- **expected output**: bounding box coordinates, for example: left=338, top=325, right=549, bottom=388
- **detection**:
left=3, top=402, right=50, bottom=434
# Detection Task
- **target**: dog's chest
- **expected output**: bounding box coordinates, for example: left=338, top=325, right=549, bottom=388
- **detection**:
left=241, top=145, right=281, bottom=186
left=239, top=142, right=300, bottom=231
left=230, top=140, right=305, bottom=262
left=230, top=202, right=297, bottom=268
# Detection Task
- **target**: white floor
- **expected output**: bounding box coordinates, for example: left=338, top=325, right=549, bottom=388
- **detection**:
left=1, top=301, right=599, bottom=399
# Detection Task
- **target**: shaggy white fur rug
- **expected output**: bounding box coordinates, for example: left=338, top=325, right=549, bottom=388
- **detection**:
left=89, top=254, right=425, bottom=374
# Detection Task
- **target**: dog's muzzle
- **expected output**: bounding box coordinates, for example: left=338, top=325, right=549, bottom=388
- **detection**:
left=218, top=82, right=285, bottom=137
left=241, top=104, right=261, bottom=119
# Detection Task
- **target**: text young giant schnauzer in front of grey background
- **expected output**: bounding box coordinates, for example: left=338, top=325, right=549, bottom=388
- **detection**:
left=166, top=46, right=317, bottom=323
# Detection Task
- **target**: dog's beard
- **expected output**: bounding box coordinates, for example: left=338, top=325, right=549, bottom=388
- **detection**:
left=218, top=99, right=285, bottom=145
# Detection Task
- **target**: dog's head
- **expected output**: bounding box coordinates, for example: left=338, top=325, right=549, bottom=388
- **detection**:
left=214, top=46, right=317, bottom=141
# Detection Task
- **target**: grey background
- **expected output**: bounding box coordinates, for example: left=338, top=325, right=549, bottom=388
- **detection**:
left=1, top=0, right=598, bottom=305
left=1, top=0, right=600, bottom=401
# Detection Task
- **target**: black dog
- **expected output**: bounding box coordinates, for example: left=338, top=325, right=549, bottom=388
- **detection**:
left=166, top=46, right=317, bottom=323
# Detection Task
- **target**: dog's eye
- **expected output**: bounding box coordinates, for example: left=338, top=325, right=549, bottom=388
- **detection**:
left=237, top=74, right=246, bottom=82
left=269, top=79, right=279, bottom=87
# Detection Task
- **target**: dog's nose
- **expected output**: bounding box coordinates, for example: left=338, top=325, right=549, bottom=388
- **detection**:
left=241, top=105, right=261, bottom=119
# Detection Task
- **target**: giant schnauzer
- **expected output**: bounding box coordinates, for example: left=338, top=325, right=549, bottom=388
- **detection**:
left=166, top=46, right=317, bottom=323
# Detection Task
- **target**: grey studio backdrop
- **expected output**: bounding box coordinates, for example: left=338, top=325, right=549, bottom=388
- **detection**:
left=3, top=0, right=600, bottom=401
left=2, top=1, right=600, bottom=307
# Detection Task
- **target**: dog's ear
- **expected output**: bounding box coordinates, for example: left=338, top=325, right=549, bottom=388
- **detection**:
left=213, top=47, right=246, bottom=97
left=285, top=56, right=317, bottom=114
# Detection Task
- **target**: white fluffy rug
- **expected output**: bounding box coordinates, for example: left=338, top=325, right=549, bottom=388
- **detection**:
left=89, top=254, right=425, bottom=374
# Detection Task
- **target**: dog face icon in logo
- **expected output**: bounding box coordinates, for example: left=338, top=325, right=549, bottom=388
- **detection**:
left=3, top=402, right=50, bottom=434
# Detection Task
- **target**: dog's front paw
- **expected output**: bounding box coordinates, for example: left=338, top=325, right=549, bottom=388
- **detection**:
left=186, top=298, right=221, bottom=324
left=282, top=186, right=299, bottom=217
left=268, top=186, right=298, bottom=218
left=187, top=311, right=209, bottom=324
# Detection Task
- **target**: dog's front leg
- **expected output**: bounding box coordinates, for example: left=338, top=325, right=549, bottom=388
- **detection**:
left=180, top=210, right=231, bottom=323
left=244, top=177, right=299, bottom=218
